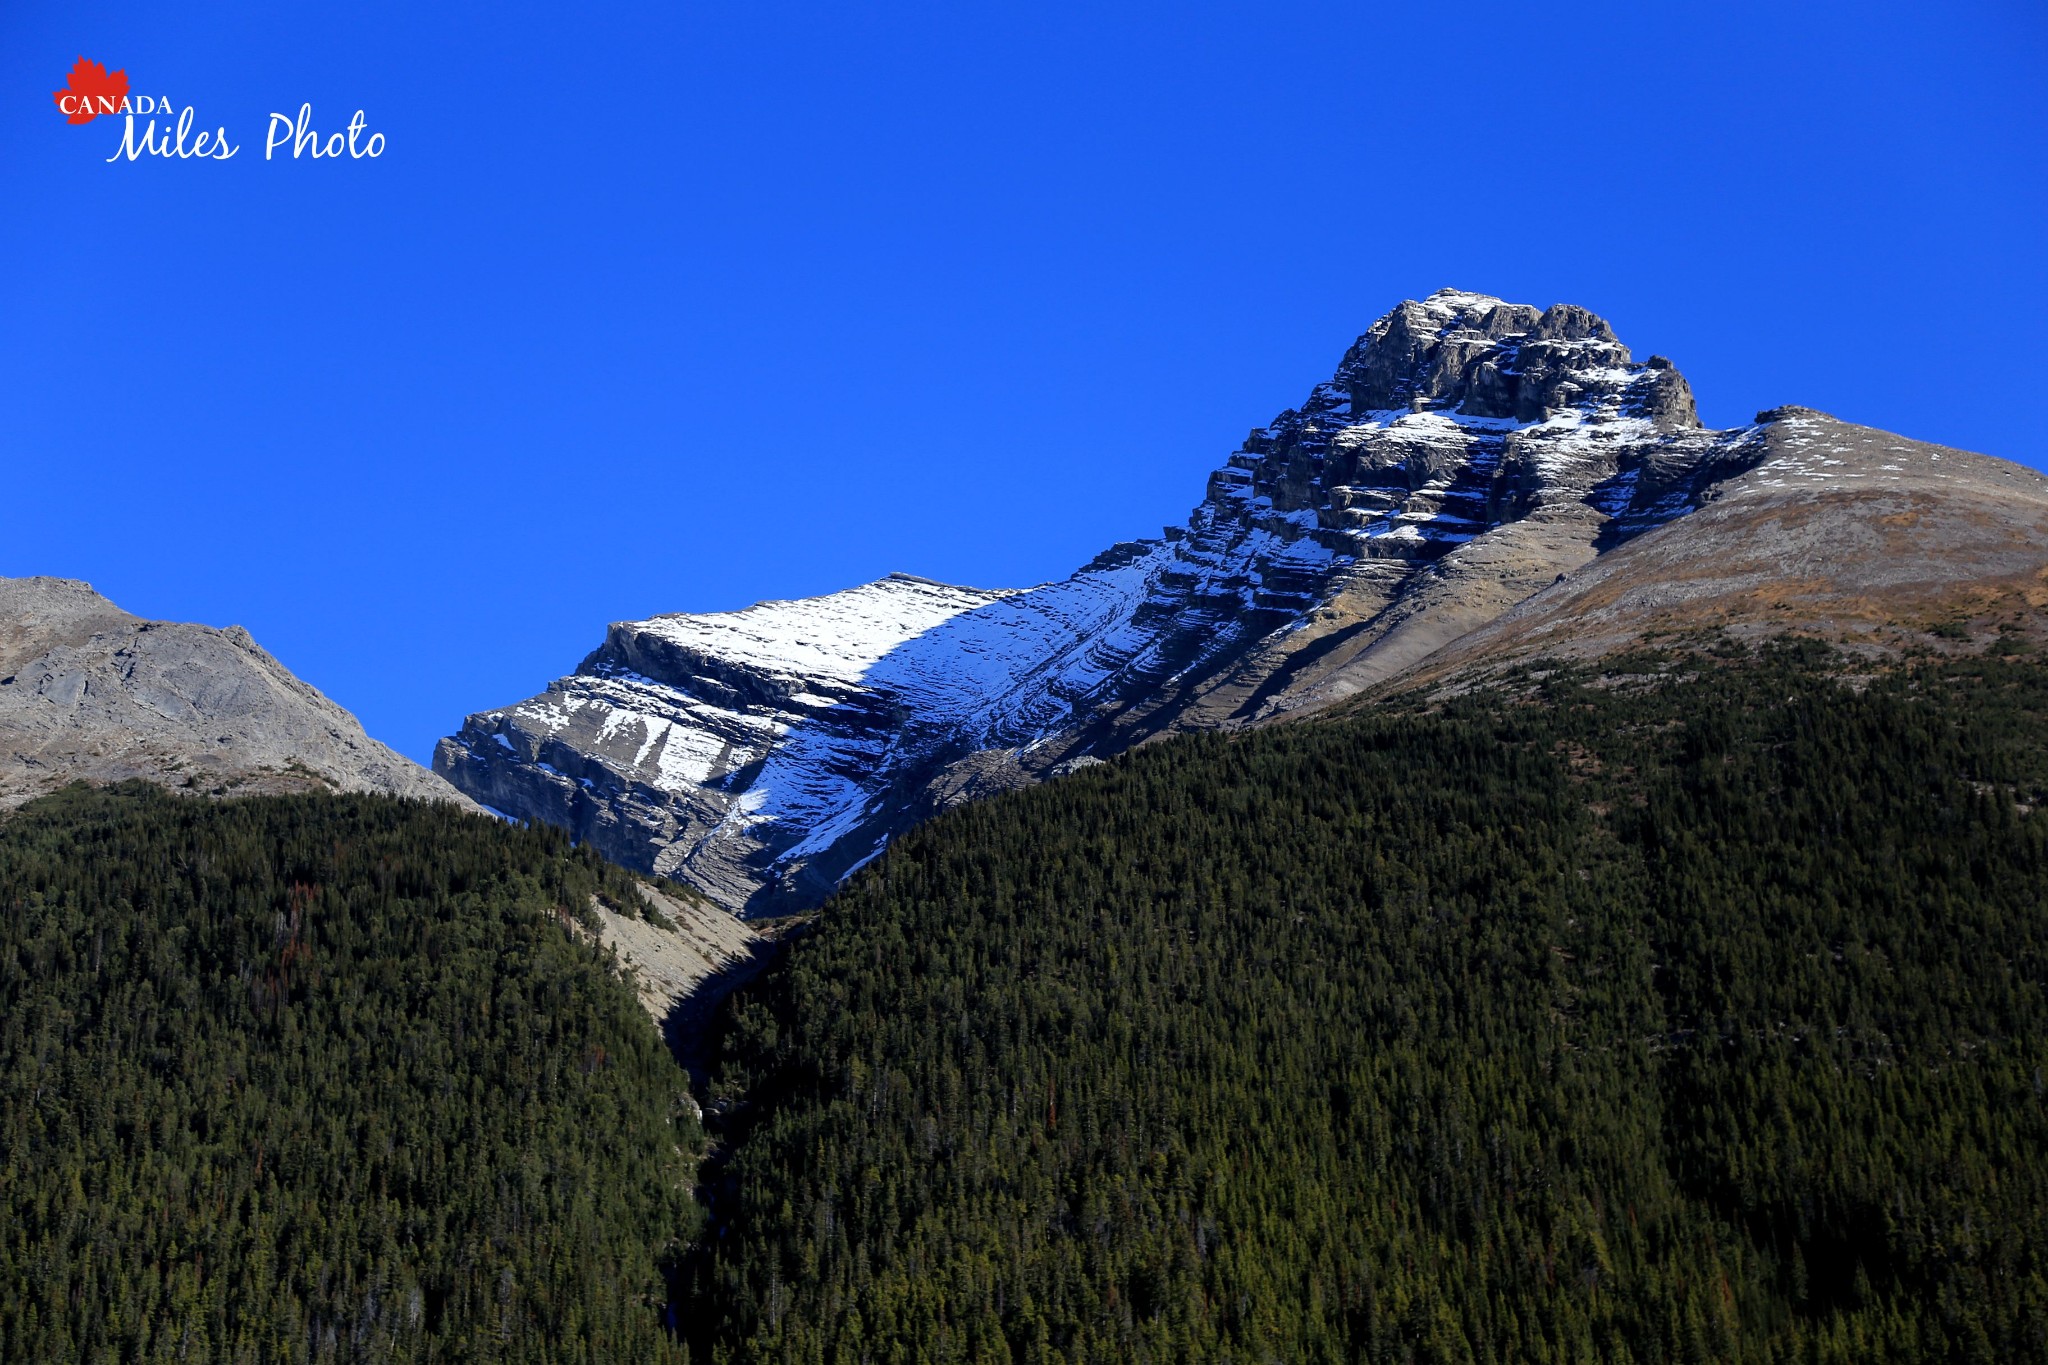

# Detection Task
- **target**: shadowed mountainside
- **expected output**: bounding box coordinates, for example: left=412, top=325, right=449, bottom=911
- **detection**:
left=437, top=291, right=2048, bottom=914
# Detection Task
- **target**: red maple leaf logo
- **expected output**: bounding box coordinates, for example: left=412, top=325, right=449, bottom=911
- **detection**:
left=52, top=57, right=128, bottom=126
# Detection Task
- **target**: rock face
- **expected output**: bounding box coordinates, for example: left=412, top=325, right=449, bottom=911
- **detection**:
left=581, top=884, right=778, bottom=1079
left=1391, top=407, right=2048, bottom=692
left=442, top=288, right=1851, bottom=913
left=0, top=576, right=469, bottom=810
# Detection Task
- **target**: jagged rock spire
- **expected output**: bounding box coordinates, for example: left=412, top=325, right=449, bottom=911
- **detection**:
left=1327, top=289, right=1698, bottom=429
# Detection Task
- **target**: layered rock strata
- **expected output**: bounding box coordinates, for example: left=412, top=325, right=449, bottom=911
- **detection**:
left=442, top=289, right=1820, bottom=912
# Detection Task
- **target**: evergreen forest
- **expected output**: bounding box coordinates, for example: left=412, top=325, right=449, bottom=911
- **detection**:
left=0, top=786, right=698, bottom=1363
left=5, top=642, right=2047, bottom=1363
left=686, top=642, right=2048, bottom=1364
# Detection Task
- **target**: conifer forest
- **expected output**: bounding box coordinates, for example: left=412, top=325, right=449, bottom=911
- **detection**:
left=4, top=642, right=2046, bottom=1362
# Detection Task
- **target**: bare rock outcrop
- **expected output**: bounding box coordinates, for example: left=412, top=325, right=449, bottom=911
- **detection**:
left=0, top=576, right=471, bottom=810
left=436, top=291, right=2047, bottom=916
left=439, top=290, right=1792, bottom=912
left=581, top=883, right=781, bottom=1081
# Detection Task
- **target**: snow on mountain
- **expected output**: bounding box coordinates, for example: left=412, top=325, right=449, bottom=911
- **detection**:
left=435, top=289, right=1775, bottom=912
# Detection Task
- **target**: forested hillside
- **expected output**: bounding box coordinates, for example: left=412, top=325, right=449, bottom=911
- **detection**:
left=689, top=641, right=2048, bottom=1363
left=0, top=786, right=696, bottom=1363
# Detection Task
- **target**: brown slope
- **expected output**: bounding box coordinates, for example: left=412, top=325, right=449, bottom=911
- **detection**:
left=1369, top=408, right=2048, bottom=694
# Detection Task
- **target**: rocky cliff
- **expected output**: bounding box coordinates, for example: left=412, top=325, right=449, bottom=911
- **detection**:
left=450, top=289, right=1939, bottom=912
left=1, top=576, right=469, bottom=810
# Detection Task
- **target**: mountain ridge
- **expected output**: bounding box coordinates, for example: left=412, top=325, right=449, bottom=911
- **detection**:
left=0, top=575, right=470, bottom=811
left=436, top=289, right=2048, bottom=913
left=1378, top=404, right=2048, bottom=698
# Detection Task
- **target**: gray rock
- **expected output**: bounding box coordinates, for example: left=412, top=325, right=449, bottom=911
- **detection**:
left=438, top=289, right=1779, bottom=913
left=1629, top=356, right=1700, bottom=430
left=436, top=290, right=2048, bottom=918
left=0, top=577, right=471, bottom=811
left=1529, top=302, right=1619, bottom=343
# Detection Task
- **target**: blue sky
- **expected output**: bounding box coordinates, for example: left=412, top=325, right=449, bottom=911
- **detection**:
left=4, top=1, right=2044, bottom=763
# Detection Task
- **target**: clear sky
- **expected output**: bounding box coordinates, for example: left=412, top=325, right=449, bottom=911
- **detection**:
left=4, top=1, right=2044, bottom=764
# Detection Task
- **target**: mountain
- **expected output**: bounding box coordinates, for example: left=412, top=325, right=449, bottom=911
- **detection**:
left=0, top=576, right=467, bottom=809
left=1393, top=405, right=2048, bottom=693
left=434, top=290, right=2048, bottom=913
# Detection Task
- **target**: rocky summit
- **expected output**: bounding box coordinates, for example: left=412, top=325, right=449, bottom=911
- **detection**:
left=435, top=289, right=2048, bottom=914
left=0, top=576, right=468, bottom=810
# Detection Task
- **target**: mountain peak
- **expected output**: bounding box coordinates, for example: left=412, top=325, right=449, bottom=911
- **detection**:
left=1327, top=290, right=1689, bottom=428
left=437, top=293, right=1768, bottom=910
left=434, top=292, right=2047, bottom=914
left=0, top=575, right=469, bottom=811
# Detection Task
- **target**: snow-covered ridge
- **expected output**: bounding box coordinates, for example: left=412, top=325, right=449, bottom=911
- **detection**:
left=435, top=289, right=1767, bottom=913
left=632, top=575, right=1013, bottom=692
